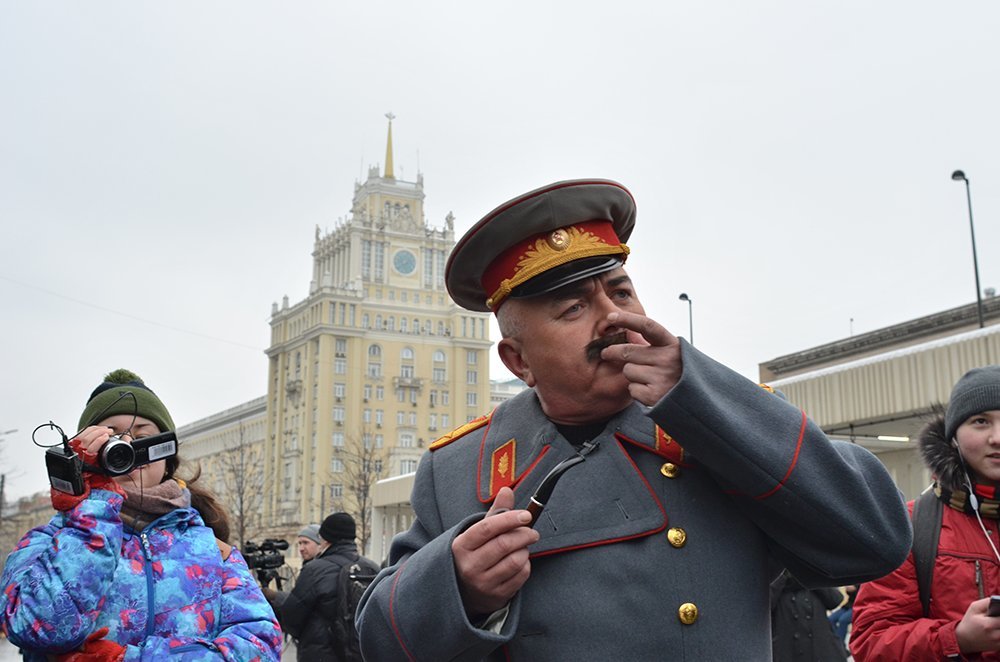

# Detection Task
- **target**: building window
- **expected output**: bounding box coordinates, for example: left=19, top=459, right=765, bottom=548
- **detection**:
left=363, top=409, right=372, bottom=423
left=374, top=241, right=385, bottom=281
left=331, top=483, right=343, bottom=498
left=401, top=459, right=418, bottom=474
left=375, top=409, right=384, bottom=425
left=362, top=313, right=370, bottom=329
left=442, top=414, right=450, bottom=428
left=334, top=358, right=346, bottom=374
left=467, top=370, right=478, bottom=385
left=467, top=350, right=477, bottom=365
left=467, top=392, right=477, bottom=407
left=335, top=338, right=347, bottom=355
left=331, top=458, right=344, bottom=473
left=363, top=384, right=372, bottom=401
left=441, top=391, right=450, bottom=406
left=375, top=433, right=384, bottom=448
left=387, top=316, right=395, bottom=331
left=334, top=382, right=346, bottom=398
left=401, top=347, right=414, bottom=361
left=433, top=368, right=446, bottom=382
left=399, top=433, right=415, bottom=448
left=401, top=364, right=415, bottom=378
left=333, top=406, right=345, bottom=422
left=429, top=413, right=437, bottom=430
left=429, top=390, right=437, bottom=406
left=376, top=385, right=384, bottom=400
left=368, top=362, right=382, bottom=378
left=412, top=318, right=420, bottom=334
left=408, top=412, right=417, bottom=426
left=397, top=411, right=405, bottom=425
left=401, top=318, right=408, bottom=333
left=332, top=432, right=344, bottom=447
left=433, top=350, right=445, bottom=363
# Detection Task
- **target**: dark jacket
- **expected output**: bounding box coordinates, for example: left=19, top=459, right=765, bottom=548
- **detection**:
left=280, top=539, right=359, bottom=662
left=771, top=571, right=847, bottom=662
left=851, top=416, right=1000, bottom=660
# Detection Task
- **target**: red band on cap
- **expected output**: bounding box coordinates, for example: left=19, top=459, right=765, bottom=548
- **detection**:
left=481, top=220, right=628, bottom=309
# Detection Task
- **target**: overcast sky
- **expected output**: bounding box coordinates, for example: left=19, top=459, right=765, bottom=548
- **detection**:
left=1, top=1, right=998, bottom=500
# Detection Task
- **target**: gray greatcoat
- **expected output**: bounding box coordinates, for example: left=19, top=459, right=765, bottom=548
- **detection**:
left=356, top=342, right=911, bottom=660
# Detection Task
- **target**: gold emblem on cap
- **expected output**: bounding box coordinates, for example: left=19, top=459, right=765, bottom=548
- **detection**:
left=485, top=226, right=629, bottom=310
left=546, top=229, right=570, bottom=251
left=678, top=603, right=699, bottom=625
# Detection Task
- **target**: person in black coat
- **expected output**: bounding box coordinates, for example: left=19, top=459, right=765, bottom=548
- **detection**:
left=770, top=570, right=848, bottom=662
left=275, top=513, right=361, bottom=662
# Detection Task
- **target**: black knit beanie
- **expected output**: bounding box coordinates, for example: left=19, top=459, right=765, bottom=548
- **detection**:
left=320, top=512, right=356, bottom=543
left=946, top=365, right=1000, bottom=441
left=77, top=369, right=175, bottom=433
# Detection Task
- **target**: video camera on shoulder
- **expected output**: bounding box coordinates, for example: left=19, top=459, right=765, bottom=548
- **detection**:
left=45, top=430, right=179, bottom=495
left=244, top=538, right=290, bottom=588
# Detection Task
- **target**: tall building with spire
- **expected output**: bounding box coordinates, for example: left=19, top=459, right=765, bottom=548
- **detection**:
left=262, top=118, right=492, bottom=531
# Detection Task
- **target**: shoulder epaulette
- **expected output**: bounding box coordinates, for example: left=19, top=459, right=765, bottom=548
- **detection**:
left=758, top=383, right=775, bottom=393
left=429, top=411, right=492, bottom=451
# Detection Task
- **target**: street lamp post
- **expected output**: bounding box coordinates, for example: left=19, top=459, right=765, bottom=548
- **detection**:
left=678, top=293, right=693, bottom=346
left=951, top=170, right=985, bottom=329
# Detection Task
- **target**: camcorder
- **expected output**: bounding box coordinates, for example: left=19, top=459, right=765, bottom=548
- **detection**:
left=244, top=538, right=290, bottom=588
left=46, top=430, right=179, bottom=496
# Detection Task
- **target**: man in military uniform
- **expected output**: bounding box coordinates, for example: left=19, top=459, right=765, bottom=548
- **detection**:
left=356, top=179, right=911, bottom=659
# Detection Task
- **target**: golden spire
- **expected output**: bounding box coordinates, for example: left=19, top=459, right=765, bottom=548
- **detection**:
left=384, top=112, right=395, bottom=179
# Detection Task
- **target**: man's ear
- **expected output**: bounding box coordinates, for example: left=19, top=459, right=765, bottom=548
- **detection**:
left=498, top=337, right=534, bottom=386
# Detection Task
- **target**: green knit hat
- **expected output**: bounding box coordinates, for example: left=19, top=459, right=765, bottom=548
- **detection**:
left=77, top=369, right=175, bottom=433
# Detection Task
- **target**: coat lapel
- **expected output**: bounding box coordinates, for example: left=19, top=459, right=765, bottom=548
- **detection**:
left=477, top=394, right=669, bottom=556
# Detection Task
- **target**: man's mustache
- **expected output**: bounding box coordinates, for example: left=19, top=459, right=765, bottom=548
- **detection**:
left=585, top=332, right=629, bottom=362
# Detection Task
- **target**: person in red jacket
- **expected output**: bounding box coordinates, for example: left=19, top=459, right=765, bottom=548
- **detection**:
left=851, top=365, right=1000, bottom=660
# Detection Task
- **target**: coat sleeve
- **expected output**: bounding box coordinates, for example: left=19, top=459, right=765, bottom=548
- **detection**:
left=280, top=561, right=324, bottom=639
left=117, top=547, right=283, bottom=661
left=356, top=451, right=519, bottom=661
left=0, top=488, right=124, bottom=654
left=648, top=341, right=912, bottom=586
left=849, top=552, right=963, bottom=661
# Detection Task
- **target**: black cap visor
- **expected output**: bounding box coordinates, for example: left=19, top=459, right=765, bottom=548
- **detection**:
left=508, top=256, right=625, bottom=300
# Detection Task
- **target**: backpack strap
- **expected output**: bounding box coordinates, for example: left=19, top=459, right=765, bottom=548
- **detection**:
left=911, top=489, right=943, bottom=618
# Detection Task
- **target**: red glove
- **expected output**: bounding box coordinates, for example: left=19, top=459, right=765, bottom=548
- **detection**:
left=54, top=627, right=126, bottom=661
left=50, top=439, right=125, bottom=512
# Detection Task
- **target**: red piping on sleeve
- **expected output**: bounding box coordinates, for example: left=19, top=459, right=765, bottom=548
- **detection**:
left=751, top=410, right=807, bottom=501
left=388, top=560, right=417, bottom=662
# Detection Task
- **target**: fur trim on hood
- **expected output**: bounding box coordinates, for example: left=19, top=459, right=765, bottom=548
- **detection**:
left=918, top=414, right=963, bottom=492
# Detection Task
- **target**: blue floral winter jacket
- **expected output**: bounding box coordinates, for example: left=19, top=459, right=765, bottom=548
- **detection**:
left=0, top=488, right=282, bottom=660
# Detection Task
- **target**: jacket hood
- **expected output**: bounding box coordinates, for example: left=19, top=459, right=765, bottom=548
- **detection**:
left=918, top=414, right=963, bottom=492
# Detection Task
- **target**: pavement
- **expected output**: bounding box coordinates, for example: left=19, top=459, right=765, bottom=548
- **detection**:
left=0, top=635, right=297, bottom=659
left=0, top=637, right=19, bottom=661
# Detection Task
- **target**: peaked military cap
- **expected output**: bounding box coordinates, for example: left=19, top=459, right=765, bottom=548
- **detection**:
left=446, top=179, right=636, bottom=312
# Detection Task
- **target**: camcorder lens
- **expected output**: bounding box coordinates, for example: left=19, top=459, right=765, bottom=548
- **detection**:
left=101, top=439, right=136, bottom=475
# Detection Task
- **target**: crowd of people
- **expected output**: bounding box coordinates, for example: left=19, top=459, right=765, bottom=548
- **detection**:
left=0, top=178, right=997, bottom=660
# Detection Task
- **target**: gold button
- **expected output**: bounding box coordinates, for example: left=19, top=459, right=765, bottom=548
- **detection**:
left=667, top=527, right=687, bottom=548
left=660, top=462, right=680, bottom=478
left=678, top=602, right=698, bottom=625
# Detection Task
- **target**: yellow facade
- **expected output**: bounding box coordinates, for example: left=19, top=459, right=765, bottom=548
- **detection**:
left=263, top=145, right=491, bottom=535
